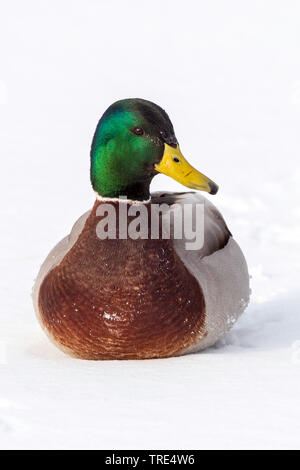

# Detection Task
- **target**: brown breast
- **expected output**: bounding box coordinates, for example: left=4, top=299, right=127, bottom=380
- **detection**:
left=38, top=200, right=206, bottom=359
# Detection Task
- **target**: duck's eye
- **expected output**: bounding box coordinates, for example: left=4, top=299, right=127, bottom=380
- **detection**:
left=133, top=127, right=144, bottom=136
left=173, top=157, right=180, bottom=163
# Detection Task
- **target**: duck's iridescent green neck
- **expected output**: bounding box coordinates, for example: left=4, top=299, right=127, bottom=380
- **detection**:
left=91, top=144, right=153, bottom=200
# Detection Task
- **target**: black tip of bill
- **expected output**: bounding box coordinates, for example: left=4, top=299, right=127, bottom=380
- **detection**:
left=208, top=182, right=219, bottom=195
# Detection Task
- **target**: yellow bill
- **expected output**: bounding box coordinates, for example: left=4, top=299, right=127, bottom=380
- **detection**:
left=155, top=143, right=218, bottom=194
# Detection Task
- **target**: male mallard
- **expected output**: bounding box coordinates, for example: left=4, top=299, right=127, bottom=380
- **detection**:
left=33, top=99, right=249, bottom=360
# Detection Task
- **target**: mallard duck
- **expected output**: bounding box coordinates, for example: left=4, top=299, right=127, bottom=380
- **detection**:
left=33, top=98, right=249, bottom=360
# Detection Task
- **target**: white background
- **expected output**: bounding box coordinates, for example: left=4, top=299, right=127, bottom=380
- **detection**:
left=0, top=0, right=300, bottom=449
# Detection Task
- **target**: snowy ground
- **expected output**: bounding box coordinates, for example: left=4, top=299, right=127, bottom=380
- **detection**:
left=1, top=1, right=300, bottom=449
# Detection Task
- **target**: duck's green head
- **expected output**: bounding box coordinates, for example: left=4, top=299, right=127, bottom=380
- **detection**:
left=90, top=98, right=218, bottom=201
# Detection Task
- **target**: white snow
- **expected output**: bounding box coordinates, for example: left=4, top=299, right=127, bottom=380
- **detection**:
left=0, top=1, right=300, bottom=450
